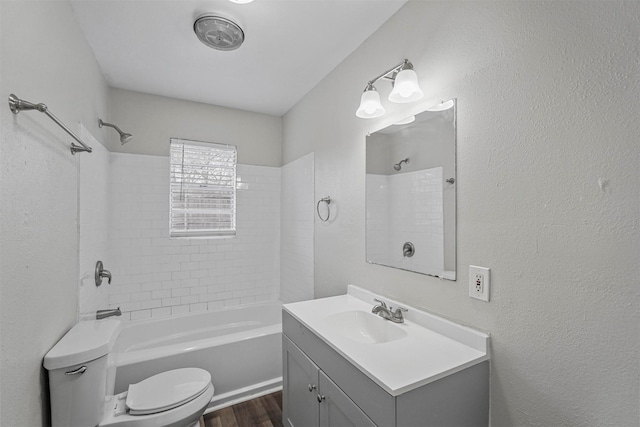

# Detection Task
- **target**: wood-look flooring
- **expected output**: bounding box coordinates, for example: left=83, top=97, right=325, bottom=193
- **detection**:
left=202, top=391, right=282, bottom=427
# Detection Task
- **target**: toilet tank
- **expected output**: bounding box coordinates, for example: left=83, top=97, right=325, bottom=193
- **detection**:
left=44, top=319, right=122, bottom=427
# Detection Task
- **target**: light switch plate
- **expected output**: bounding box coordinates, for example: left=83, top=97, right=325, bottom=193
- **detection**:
left=469, top=265, right=490, bottom=302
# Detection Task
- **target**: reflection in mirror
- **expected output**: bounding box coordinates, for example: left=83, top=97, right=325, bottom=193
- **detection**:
left=366, top=99, right=456, bottom=280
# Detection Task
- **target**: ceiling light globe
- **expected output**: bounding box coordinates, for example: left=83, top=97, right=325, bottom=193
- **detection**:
left=356, top=89, right=385, bottom=118
left=388, top=69, right=424, bottom=103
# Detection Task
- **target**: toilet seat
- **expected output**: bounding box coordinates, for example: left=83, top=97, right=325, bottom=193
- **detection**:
left=126, top=368, right=211, bottom=416
left=99, top=381, right=214, bottom=427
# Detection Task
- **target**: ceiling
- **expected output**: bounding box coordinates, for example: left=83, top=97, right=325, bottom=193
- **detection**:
left=70, top=0, right=407, bottom=116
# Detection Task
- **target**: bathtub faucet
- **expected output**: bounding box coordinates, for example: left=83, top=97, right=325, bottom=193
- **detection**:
left=96, top=307, right=121, bottom=320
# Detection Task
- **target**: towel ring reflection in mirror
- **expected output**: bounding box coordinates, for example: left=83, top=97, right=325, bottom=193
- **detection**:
left=317, top=196, right=331, bottom=222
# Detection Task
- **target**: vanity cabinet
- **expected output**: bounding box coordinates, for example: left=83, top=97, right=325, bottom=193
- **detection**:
left=283, top=336, right=375, bottom=427
left=283, top=336, right=319, bottom=427
left=283, top=310, right=489, bottom=427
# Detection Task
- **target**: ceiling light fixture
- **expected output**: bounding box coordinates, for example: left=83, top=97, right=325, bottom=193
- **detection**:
left=193, top=14, right=245, bottom=51
left=228, top=0, right=254, bottom=3
left=356, top=59, right=424, bottom=119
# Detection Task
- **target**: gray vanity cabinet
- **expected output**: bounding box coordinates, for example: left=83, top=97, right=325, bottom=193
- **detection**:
left=283, top=336, right=375, bottom=427
left=318, top=370, right=376, bottom=427
left=283, top=310, right=490, bottom=427
left=283, top=336, right=319, bottom=427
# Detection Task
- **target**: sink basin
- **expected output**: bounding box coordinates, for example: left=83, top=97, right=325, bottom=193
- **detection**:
left=324, top=310, right=407, bottom=344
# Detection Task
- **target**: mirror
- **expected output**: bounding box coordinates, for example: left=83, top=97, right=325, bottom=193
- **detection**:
left=366, top=99, right=456, bottom=280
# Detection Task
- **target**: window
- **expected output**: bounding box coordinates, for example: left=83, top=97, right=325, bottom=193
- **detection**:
left=169, top=138, right=237, bottom=238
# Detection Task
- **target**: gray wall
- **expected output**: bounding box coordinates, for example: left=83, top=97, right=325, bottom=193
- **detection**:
left=108, top=88, right=282, bottom=166
left=0, top=2, right=110, bottom=425
left=282, top=1, right=639, bottom=425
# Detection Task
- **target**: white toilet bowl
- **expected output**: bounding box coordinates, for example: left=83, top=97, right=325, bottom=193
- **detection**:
left=44, top=319, right=214, bottom=427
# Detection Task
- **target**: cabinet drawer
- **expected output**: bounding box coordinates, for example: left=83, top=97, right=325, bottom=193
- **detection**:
left=283, top=311, right=395, bottom=427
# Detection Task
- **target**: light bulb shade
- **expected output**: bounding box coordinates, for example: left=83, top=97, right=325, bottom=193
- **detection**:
left=388, top=69, right=424, bottom=103
left=356, top=89, right=385, bottom=118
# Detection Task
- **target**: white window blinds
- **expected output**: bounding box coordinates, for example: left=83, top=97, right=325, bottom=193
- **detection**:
left=170, top=138, right=237, bottom=238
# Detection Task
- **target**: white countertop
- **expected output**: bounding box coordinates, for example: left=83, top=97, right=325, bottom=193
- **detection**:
left=283, top=285, right=490, bottom=396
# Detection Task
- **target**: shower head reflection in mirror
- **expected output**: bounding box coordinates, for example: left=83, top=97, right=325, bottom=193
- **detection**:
left=393, top=158, right=410, bottom=171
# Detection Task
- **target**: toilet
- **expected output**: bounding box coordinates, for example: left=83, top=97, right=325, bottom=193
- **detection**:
left=44, top=319, right=214, bottom=427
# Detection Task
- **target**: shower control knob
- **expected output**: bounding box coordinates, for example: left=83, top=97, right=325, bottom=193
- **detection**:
left=308, top=384, right=316, bottom=392
left=403, top=242, right=415, bottom=258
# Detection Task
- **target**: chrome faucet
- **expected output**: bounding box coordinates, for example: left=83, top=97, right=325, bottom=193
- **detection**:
left=96, top=307, right=121, bottom=320
left=372, top=299, right=408, bottom=323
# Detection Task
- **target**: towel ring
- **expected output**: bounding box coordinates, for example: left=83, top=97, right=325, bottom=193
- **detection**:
left=317, top=196, right=331, bottom=222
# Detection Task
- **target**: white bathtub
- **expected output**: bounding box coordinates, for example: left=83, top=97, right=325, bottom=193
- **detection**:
left=113, top=302, right=282, bottom=412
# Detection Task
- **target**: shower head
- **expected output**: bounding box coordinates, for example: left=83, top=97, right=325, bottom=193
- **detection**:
left=98, top=119, right=133, bottom=145
left=394, top=158, right=410, bottom=171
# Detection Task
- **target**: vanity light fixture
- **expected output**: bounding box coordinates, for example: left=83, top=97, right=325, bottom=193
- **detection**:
left=356, top=83, right=385, bottom=118
left=356, top=59, right=424, bottom=119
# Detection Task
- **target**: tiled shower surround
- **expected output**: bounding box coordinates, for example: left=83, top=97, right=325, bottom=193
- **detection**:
left=366, top=167, right=444, bottom=275
left=107, top=153, right=281, bottom=320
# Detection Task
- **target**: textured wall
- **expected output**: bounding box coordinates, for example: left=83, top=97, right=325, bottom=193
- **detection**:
left=107, top=154, right=281, bottom=320
left=282, top=1, right=640, bottom=425
left=0, top=2, right=110, bottom=425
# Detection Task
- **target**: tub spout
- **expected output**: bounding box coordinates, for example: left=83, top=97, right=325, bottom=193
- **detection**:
left=96, top=307, right=121, bottom=320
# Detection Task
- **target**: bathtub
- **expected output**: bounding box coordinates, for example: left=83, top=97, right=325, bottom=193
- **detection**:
left=113, top=302, right=282, bottom=412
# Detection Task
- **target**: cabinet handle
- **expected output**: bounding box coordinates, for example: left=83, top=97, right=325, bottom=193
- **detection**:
left=308, top=384, right=317, bottom=392
left=317, top=394, right=325, bottom=403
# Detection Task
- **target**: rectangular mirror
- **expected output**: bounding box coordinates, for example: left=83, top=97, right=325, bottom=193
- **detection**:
left=366, top=99, right=456, bottom=280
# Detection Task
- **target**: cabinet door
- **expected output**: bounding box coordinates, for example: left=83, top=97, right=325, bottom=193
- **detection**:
left=319, top=371, right=377, bottom=427
left=283, top=336, right=320, bottom=427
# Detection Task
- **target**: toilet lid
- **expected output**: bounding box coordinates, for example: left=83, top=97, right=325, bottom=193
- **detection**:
left=126, top=368, right=211, bottom=416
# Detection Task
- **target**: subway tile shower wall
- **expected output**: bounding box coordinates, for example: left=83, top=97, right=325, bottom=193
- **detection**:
left=108, top=153, right=281, bottom=320
left=366, top=166, right=444, bottom=274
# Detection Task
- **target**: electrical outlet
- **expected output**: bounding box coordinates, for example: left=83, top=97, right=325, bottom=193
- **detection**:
left=469, top=265, right=490, bottom=302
